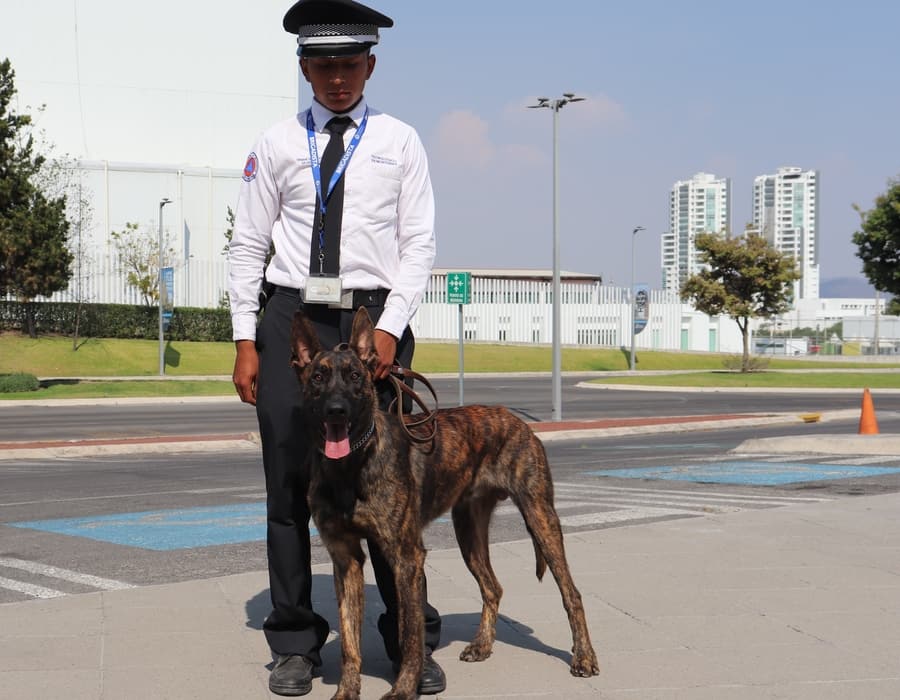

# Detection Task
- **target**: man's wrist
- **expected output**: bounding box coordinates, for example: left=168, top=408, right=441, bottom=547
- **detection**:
left=374, top=328, right=398, bottom=342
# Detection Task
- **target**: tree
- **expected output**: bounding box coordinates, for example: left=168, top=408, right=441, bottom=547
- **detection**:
left=680, top=230, right=800, bottom=372
left=110, top=221, right=177, bottom=306
left=36, top=155, right=96, bottom=348
left=852, top=178, right=900, bottom=313
left=220, top=204, right=274, bottom=309
left=0, top=59, right=73, bottom=337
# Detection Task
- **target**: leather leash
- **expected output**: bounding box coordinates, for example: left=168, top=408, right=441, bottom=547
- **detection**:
left=387, top=366, right=439, bottom=443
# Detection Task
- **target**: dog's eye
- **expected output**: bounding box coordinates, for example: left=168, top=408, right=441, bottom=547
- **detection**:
left=312, top=371, right=325, bottom=383
left=350, top=371, right=361, bottom=381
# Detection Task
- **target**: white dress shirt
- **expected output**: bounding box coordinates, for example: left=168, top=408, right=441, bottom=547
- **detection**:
left=228, top=97, right=436, bottom=341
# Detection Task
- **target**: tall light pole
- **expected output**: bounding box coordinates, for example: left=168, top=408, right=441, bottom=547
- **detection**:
left=528, top=93, right=584, bottom=422
left=158, top=197, right=172, bottom=376
left=874, top=289, right=881, bottom=356
left=629, top=225, right=645, bottom=371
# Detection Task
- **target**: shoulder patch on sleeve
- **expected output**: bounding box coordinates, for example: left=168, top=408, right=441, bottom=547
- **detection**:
left=242, top=152, right=259, bottom=182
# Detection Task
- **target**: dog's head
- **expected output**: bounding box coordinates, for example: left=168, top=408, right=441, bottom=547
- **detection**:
left=290, top=306, right=379, bottom=460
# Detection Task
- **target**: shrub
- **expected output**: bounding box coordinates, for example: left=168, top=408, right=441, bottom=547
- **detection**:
left=721, top=354, right=770, bottom=372
left=0, top=372, right=40, bottom=393
left=0, top=301, right=232, bottom=342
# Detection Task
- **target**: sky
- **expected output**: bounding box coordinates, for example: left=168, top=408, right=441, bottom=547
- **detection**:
left=3, top=0, right=899, bottom=295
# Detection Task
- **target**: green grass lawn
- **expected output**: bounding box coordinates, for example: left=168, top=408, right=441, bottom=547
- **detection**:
left=2, top=332, right=899, bottom=400
left=591, top=372, right=900, bottom=389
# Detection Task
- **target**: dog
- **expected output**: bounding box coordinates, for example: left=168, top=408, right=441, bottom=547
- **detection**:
left=290, top=307, right=599, bottom=700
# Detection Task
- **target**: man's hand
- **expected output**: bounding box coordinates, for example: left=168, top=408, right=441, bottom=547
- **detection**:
left=373, top=329, right=398, bottom=381
left=233, top=339, right=259, bottom=405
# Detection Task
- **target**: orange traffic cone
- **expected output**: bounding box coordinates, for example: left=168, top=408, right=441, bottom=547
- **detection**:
left=858, top=388, right=880, bottom=435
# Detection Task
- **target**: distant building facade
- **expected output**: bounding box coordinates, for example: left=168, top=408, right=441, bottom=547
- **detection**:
left=661, top=172, right=732, bottom=295
left=751, top=166, right=820, bottom=300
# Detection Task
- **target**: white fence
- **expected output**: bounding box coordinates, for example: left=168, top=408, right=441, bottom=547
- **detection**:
left=60, top=247, right=230, bottom=309
left=40, top=257, right=742, bottom=352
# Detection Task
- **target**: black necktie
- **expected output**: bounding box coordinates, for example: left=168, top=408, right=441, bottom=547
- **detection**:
left=310, top=116, right=353, bottom=277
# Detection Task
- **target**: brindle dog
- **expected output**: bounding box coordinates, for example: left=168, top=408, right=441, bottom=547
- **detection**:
left=291, top=307, right=599, bottom=700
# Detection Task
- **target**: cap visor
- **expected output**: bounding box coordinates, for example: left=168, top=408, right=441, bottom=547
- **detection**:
left=299, top=43, right=371, bottom=58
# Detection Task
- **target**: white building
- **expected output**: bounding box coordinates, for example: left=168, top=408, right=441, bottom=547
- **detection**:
left=661, top=172, right=732, bottom=295
left=420, top=270, right=745, bottom=353
left=751, top=167, right=820, bottom=300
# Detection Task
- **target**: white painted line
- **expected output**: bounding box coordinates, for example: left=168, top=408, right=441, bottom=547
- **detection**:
left=554, top=486, right=806, bottom=509
left=0, top=557, right=135, bottom=591
left=0, top=575, right=65, bottom=599
left=556, top=482, right=833, bottom=503
left=0, top=486, right=259, bottom=507
left=574, top=497, right=743, bottom=513
left=183, top=487, right=261, bottom=495
left=821, top=456, right=900, bottom=466
left=494, top=500, right=597, bottom=516
left=560, top=506, right=689, bottom=527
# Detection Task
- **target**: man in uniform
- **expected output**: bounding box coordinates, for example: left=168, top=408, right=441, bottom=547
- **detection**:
left=228, top=0, right=445, bottom=695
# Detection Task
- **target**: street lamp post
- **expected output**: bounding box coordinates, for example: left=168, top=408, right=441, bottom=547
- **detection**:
left=528, top=93, right=584, bottom=422
left=629, top=225, right=645, bottom=371
left=158, top=198, right=172, bottom=376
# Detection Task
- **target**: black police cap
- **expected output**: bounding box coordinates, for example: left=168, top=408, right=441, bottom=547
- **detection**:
left=283, top=0, right=394, bottom=58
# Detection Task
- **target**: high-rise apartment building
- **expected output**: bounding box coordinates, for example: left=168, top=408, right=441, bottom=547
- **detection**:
left=661, top=172, right=731, bottom=295
left=751, top=167, right=819, bottom=300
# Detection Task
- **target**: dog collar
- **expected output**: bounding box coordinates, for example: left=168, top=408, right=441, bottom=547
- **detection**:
left=349, top=421, right=375, bottom=454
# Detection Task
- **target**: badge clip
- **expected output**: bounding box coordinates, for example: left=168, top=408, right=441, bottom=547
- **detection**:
left=304, top=275, right=343, bottom=304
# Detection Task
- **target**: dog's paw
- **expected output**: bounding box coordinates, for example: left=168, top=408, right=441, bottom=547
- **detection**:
left=569, top=650, right=600, bottom=677
left=459, top=642, right=492, bottom=663
left=331, top=689, right=361, bottom=700
left=378, top=691, right=416, bottom=700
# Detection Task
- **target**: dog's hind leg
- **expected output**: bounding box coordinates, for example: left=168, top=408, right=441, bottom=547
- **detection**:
left=452, top=492, right=504, bottom=662
left=513, top=445, right=600, bottom=677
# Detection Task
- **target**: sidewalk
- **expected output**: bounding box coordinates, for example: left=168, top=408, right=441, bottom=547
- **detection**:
left=2, top=490, right=899, bottom=699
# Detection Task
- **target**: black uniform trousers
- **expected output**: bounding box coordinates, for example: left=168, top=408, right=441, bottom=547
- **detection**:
left=255, top=287, right=442, bottom=665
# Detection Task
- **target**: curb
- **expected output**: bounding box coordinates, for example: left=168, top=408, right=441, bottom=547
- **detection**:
left=0, top=411, right=859, bottom=460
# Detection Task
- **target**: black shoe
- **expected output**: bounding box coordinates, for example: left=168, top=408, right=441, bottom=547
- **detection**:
left=268, top=654, right=314, bottom=696
left=393, top=653, right=447, bottom=695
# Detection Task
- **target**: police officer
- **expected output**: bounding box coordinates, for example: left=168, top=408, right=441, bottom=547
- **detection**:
left=228, top=0, right=444, bottom=695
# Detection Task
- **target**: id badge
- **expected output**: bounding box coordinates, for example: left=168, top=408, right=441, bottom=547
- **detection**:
left=305, top=275, right=343, bottom=304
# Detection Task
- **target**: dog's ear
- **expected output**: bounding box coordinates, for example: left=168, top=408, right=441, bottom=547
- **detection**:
left=290, top=310, right=322, bottom=369
left=349, top=306, right=378, bottom=370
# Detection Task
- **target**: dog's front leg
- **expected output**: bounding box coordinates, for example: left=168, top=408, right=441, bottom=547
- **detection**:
left=330, top=538, right=366, bottom=700
left=380, top=541, right=426, bottom=700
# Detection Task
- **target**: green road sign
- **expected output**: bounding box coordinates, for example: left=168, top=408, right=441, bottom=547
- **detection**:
left=447, top=271, right=471, bottom=304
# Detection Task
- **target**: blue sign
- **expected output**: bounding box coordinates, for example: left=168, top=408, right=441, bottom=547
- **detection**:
left=633, top=283, right=649, bottom=335
left=161, top=266, right=174, bottom=331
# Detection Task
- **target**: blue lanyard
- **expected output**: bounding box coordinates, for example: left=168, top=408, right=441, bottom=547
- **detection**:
left=306, top=108, right=368, bottom=244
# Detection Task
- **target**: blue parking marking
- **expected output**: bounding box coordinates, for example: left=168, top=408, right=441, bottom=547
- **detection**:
left=9, top=503, right=318, bottom=551
left=590, top=461, right=900, bottom=486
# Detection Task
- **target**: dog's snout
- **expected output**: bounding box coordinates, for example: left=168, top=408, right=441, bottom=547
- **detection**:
left=325, top=400, right=349, bottom=419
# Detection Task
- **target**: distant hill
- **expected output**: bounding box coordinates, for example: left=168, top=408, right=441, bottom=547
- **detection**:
left=820, top=276, right=877, bottom=298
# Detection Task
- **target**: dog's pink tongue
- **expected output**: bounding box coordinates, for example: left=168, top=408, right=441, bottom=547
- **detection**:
left=324, top=422, right=350, bottom=459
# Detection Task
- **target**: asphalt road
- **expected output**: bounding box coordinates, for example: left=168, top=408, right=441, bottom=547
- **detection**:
left=3, top=408, right=900, bottom=603
left=3, top=374, right=900, bottom=442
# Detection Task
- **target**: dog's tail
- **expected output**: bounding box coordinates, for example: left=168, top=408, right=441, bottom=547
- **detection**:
left=528, top=526, right=548, bottom=581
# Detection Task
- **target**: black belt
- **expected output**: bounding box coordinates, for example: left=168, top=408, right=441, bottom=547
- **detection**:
left=273, top=285, right=391, bottom=309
